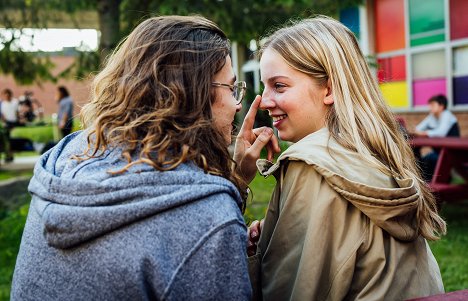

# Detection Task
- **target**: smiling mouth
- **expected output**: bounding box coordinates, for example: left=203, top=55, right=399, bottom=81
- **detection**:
left=272, top=115, right=287, bottom=122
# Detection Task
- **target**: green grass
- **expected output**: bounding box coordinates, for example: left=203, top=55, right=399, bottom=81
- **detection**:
left=429, top=203, right=468, bottom=291
left=10, top=119, right=81, bottom=144
left=0, top=204, right=29, bottom=301
left=11, top=125, right=55, bottom=144
left=244, top=174, right=276, bottom=225
left=0, top=170, right=33, bottom=181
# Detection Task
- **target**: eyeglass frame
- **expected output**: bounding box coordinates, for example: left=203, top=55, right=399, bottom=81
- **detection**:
left=211, top=81, right=247, bottom=105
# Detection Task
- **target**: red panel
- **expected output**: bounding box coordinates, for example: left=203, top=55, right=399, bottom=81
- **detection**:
left=377, top=56, right=406, bottom=82
left=375, top=0, right=406, bottom=52
left=377, top=58, right=389, bottom=82
left=450, top=0, right=468, bottom=40
left=390, top=55, right=406, bottom=81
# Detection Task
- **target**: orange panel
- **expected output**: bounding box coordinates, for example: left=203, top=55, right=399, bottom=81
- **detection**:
left=375, top=0, right=406, bottom=52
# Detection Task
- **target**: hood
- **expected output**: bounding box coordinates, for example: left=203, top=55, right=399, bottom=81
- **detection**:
left=257, top=128, right=420, bottom=242
left=29, top=131, right=242, bottom=249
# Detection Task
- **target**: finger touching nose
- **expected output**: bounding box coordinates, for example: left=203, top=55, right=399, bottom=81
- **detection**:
left=259, top=94, right=275, bottom=110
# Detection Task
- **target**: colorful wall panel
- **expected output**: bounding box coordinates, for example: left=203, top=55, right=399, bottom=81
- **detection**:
left=450, top=0, right=468, bottom=40
left=412, top=50, right=445, bottom=80
left=340, top=7, right=360, bottom=39
left=453, top=76, right=468, bottom=105
left=375, top=0, right=405, bottom=52
left=413, top=79, right=446, bottom=106
left=453, top=46, right=468, bottom=105
left=380, top=81, right=408, bottom=108
left=409, top=0, right=445, bottom=46
left=377, top=56, right=406, bottom=82
left=374, top=0, right=468, bottom=109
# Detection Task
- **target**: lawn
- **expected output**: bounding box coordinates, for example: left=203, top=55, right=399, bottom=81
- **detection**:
left=10, top=119, right=81, bottom=144
left=0, top=169, right=466, bottom=300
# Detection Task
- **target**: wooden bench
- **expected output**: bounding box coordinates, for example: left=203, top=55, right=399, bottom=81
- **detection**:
left=407, top=289, right=468, bottom=300
left=411, top=137, right=468, bottom=203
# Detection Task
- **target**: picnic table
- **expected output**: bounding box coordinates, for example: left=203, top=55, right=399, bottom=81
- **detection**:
left=411, top=137, right=468, bottom=203
left=407, top=289, right=468, bottom=300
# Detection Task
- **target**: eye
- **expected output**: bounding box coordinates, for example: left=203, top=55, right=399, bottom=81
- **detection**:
left=274, top=83, right=286, bottom=91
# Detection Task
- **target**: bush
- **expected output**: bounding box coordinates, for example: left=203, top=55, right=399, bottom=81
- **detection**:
left=11, top=125, right=54, bottom=144
left=10, top=119, right=81, bottom=144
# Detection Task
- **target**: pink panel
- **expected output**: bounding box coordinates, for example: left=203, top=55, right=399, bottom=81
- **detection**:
left=413, top=79, right=447, bottom=106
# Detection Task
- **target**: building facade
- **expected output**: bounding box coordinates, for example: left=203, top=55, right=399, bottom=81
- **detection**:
left=339, top=0, right=468, bottom=135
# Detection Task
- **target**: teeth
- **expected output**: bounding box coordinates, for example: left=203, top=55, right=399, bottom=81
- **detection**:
left=272, top=115, right=287, bottom=122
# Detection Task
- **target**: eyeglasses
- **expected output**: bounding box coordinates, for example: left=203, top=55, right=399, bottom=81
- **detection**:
left=211, top=81, right=247, bottom=105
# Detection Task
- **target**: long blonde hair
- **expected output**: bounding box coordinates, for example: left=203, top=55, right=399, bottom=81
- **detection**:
left=79, top=16, right=247, bottom=207
left=260, top=15, right=445, bottom=240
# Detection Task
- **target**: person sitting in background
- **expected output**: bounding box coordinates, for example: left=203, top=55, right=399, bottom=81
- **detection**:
left=415, top=94, right=459, bottom=138
left=18, top=91, right=43, bottom=124
left=414, top=94, right=460, bottom=181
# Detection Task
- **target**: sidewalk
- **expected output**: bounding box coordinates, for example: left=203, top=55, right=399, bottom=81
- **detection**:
left=0, top=155, right=40, bottom=171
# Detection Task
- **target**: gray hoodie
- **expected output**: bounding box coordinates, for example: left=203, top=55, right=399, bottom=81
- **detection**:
left=11, top=131, right=251, bottom=301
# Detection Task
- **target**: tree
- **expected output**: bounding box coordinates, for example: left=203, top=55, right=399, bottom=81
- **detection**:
left=0, top=0, right=363, bottom=84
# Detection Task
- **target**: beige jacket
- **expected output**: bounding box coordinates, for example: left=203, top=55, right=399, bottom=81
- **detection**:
left=249, top=128, right=444, bottom=301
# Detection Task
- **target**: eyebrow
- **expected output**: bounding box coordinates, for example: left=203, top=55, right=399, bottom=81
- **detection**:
left=260, top=75, right=290, bottom=84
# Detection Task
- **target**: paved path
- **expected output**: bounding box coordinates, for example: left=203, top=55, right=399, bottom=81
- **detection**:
left=0, top=155, right=40, bottom=171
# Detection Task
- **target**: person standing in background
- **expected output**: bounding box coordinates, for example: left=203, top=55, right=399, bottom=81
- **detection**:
left=56, top=86, right=74, bottom=138
left=0, top=88, right=19, bottom=162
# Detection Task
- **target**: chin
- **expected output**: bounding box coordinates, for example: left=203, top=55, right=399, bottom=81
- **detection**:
left=278, top=132, right=293, bottom=143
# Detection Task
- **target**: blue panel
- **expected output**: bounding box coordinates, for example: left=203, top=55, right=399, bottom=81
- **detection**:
left=453, top=76, right=468, bottom=105
left=340, top=7, right=360, bottom=39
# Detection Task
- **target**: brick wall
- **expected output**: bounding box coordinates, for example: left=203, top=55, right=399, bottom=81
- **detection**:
left=1, top=56, right=92, bottom=118
left=396, top=112, right=468, bottom=137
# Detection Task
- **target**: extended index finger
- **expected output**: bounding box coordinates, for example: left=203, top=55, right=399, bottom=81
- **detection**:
left=239, top=95, right=262, bottom=133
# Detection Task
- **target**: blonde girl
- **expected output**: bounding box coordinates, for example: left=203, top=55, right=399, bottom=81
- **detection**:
left=235, top=15, right=446, bottom=300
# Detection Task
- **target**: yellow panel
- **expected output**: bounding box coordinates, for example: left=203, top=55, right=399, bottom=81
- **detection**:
left=379, top=81, right=408, bottom=108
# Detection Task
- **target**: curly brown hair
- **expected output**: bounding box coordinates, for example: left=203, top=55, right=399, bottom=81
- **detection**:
left=79, top=15, right=247, bottom=207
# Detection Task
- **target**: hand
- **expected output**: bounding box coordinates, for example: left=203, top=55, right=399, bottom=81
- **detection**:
left=234, top=95, right=281, bottom=185
left=247, top=219, right=264, bottom=256
left=414, top=130, right=428, bottom=137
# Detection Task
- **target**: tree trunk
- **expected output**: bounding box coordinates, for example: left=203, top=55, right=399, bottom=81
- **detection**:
left=97, top=0, right=121, bottom=64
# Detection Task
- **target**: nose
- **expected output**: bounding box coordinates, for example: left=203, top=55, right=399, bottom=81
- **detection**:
left=259, top=90, right=276, bottom=110
left=236, top=102, right=242, bottom=112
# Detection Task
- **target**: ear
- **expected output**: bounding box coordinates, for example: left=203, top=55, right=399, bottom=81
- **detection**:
left=323, top=80, right=334, bottom=105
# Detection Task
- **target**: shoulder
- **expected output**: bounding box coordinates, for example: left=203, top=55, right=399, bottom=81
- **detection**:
left=191, top=182, right=245, bottom=225
left=442, top=110, right=457, bottom=120
left=279, top=160, right=341, bottom=209
left=283, top=160, right=323, bottom=185
left=173, top=165, right=245, bottom=223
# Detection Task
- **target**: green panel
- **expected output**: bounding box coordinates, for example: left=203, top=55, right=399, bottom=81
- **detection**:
left=411, top=34, right=445, bottom=46
left=409, top=0, right=445, bottom=46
